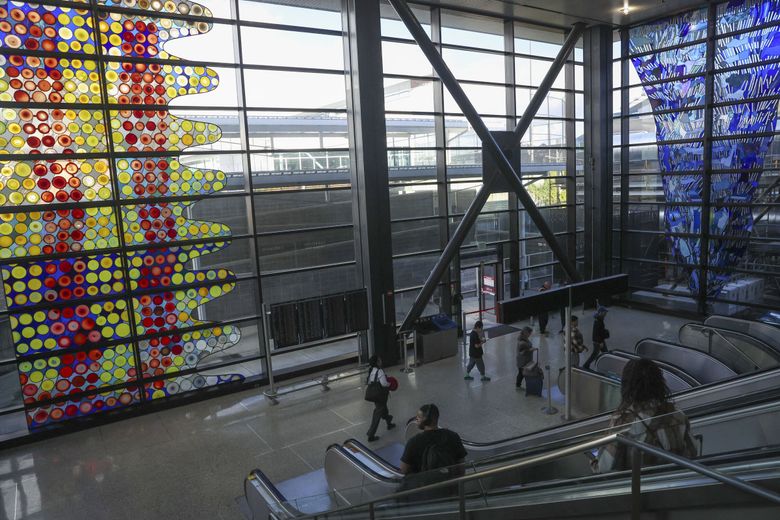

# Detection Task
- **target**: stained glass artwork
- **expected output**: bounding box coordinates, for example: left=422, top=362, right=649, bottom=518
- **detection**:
left=145, top=373, right=242, bottom=399
left=630, top=0, right=780, bottom=297
left=19, top=344, right=136, bottom=402
left=1, top=254, right=125, bottom=309
left=0, top=159, right=113, bottom=206
left=139, top=325, right=241, bottom=377
left=0, top=0, right=242, bottom=432
left=26, top=387, right=140, bottom=429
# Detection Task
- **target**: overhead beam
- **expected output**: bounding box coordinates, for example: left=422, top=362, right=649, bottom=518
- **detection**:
left=391, top=0, right=584, bottom=333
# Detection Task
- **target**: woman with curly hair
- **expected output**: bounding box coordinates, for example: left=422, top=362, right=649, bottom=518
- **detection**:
left=593, top=358, right=697, bottom=473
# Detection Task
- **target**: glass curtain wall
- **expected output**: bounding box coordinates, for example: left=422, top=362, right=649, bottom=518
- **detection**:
left=379, top=2, right=583, bottom=325
left=0, top=0, right=358, bottom=442
left=614, top=0, right=780, bottom=320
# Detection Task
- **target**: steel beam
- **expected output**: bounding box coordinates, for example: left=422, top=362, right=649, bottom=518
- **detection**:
left=391, top=0, right=584, bottom=332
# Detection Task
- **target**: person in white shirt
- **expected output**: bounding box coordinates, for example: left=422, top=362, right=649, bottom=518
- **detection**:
left=366, top=356, right=396, bottom=442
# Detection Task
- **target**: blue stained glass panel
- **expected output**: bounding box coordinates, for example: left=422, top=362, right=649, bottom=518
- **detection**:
left=630, top=0, right=780, bottom=297
left=630, top=44, right=706, bottom=82
left=717, top=0, right=780, bottom=34
left=645, top=78, right=706, bottom=111
left=714, top=66, right=780, bottom=101
left=715, top=26, right=780, bottom=69
left=628, top=8, right=708, bottom=54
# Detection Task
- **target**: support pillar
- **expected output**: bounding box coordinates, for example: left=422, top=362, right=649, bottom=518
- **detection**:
left=343, top=0, right=398, bottom=364
left=583, top=25, right=613, bottom=281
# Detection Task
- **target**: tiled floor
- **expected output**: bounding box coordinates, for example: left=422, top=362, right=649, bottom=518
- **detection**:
left=0, top=306, right=693, bottom=519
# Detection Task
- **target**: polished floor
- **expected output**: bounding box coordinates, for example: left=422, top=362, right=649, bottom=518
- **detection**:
left=0, top=306, right=692, bottom=519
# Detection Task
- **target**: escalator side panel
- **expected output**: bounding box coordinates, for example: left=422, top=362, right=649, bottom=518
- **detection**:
left=705, top=315, right=780, bottom=351
left=635, top=340, right=737, bottom=383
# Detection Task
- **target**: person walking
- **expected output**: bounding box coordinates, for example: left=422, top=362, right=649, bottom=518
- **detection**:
left=583, top=306, right=610, bottom=370
left=515, top=326, right=535, bottom=389
left=464, top=320, right=490, bottom=381
left=567, top=315, right=587, bottom=368
left=592, top=358, right=697, bottom=473
left=536, top=281, right=551, bottom=334
left=366, top=355, right=396, bottom=442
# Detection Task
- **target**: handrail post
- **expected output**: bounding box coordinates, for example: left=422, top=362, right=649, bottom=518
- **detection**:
left=631, top=447, right=642, bottom=520
left=261, top=305, right=278, bottom=404
left=458, top=481, right=466, bottom=519
left=368, top=502, right=375, bottom=520
left=541, top=364, right=558, bottom=415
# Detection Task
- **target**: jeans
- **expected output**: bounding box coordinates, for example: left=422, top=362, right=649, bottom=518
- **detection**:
left=367, top=400, right=391, bottom=438
left=516, top=368, right=524, bottom=387
left=466, top=357, right=485, bottom=376
left=583, top=342, right=608, bottom=370
left=537, top=313, right=549, bottom=333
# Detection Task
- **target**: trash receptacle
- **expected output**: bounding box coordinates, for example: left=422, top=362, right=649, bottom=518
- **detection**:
left=415, top=314, right=458, bottom=364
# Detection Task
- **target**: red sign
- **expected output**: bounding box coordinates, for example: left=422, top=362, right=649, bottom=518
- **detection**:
left=482, top=274, right=495, bottom=295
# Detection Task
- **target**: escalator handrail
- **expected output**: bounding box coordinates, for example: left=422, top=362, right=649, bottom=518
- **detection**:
left=326, top=443, right=400, bottom=484
left=682, top=323, right=779, bottom=368
left=245, top=468, right=301, bottom=519
left=342, top=438, right=403, bottom=475
left=292, top=432, right=780, bottom=519
left=607, top=350, right=701, bottom=386
left=634, top=339, right=737, bottom=377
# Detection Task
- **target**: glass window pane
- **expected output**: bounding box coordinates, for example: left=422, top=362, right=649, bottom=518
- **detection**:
left=385, top=79, right=434, bottom=112
left=254, top=189, right=353, bottom=233
left=444, top=48, right=505, bottom=83
left=240, top=27, right=344, bottom=69
left=239, top=0, right=342, bottom=30
left=445, top=84, right=507, bottom=115
left=247, top=111, right=349, bottom=150
left=516, top=58, right=565, bottom=89
left=261, top=265, right=360, bottom=303
left=383, top=41, right=433, bottom=76
left=441, top=10, right=504, bottom=51
left=244, top=70, right=346, bottom=108
left=257, top=227, right=355, bottom=273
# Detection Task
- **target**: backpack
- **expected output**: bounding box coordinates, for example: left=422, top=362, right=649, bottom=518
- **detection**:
left=612, top=408, right=698, bottom=470
left=420, top=440, right=457, bottom=472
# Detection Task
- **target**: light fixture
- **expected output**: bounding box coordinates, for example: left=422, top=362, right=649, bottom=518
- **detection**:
left=622, top=0, right=631, bottom=15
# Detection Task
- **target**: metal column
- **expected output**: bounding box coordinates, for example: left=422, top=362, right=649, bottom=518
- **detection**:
left=583, top=25, right=613, bottom=281
left=698, top=4, right=717, bottom=315
left=342, top=0, right=399, bottom=364
left=391, top=0, right=585, bottom=333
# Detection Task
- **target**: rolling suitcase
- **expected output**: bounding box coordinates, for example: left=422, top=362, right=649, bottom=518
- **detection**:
left=522, top=349, right=544, bottom=397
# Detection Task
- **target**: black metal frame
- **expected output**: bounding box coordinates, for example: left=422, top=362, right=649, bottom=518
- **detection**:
left=388, top=0, right=584, bottom=333
left=615, top=2, right=780, bottom=314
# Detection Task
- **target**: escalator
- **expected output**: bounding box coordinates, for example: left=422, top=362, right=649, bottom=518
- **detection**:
left=704, top=315, right=780, bottom=350
left=245, top=370, right=780, bottom=518
left=678, top=323, right=780, bottom=372
left=634, top=339, right=737, bottom=383
left=591, top=350, right=699, bottom=392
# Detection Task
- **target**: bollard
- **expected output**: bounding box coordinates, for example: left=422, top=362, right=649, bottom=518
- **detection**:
left=541, top=364, right=558, bottom=415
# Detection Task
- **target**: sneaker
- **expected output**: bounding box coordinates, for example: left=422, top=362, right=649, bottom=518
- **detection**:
left=387, top=422, right=396, bottom=430
left=464, top=375, right=474, bottom=380
left=481, top=376, right=491, bottom=381
left=367, top=435, right=380, bottom=442
left=558, top=329, right=565, bottom=334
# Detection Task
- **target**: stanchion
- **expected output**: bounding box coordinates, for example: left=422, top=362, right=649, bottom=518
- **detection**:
left=541, top=364, right=558, bottom=415
left=400, top=332, right=414, bottom=374
left=261, top=306, right=278, bottom=405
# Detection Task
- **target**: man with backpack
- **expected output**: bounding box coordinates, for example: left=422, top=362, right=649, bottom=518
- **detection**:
left=399, top=404, right=467, bottom=494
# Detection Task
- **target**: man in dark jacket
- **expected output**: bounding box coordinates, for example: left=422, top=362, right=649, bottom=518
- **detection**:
left=536, top=281, right=551, bottom=334
left=583, top=306, right=609, bottom=370
left=515, top=326, right=535, bottom=388
left=465, top=321, right=490, bottom=381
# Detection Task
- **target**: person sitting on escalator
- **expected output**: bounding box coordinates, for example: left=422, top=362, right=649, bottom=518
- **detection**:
left=593, top=358, right=698, bottom=473
left=398, top=404, right=467, bottom=494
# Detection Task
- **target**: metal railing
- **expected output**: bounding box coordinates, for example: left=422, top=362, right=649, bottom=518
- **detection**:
left=699, top=325, right=761, bottom=371
left=287, top=432, right=780, bottom=520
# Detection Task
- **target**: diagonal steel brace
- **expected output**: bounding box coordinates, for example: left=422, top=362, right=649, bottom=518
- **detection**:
left=390, top=0, right=585, bottom=333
